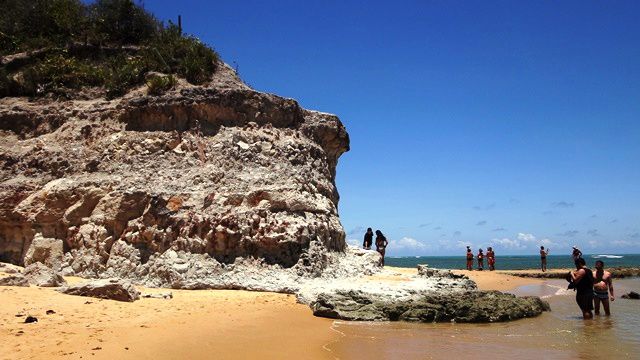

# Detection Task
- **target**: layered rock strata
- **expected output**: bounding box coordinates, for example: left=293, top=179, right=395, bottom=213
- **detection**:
left=0, top=63, right=350, bottom=285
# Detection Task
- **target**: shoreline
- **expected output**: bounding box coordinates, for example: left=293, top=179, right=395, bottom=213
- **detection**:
left=0, top=266, right=561, bottom=359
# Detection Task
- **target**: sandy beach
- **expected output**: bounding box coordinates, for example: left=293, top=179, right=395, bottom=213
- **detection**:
left=0, top=267, right=548, bottom=360
left=0, top=273, right=338, bottom=360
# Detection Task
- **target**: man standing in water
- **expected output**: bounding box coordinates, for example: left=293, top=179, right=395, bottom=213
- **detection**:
left=571, top=257, right=594, bottom=319
left=592, top=260, right=615, bottom=316
left=540, top=246, right=549, bottom=272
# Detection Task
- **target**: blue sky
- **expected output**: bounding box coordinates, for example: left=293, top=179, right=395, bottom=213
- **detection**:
left=142, top=0, right=640, bottom=255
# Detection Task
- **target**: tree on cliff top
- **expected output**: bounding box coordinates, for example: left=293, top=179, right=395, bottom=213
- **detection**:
left=0, top=0, right=219, bottom=98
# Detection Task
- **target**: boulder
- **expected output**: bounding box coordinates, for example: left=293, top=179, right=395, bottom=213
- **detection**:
left=0, top=274, right=30, bottom=287
left=310, top=289, right=550, bottom=323
left=0, top=262, right=23, bottom=274
left=621, top=291, right=639, bottom=300
left=58, top=279, right=141, bottom=302
left=418, top=265, right=464, bottom=279
left=24, top=234, right=64, bottom=270
left=23, top=262, right=67, bottom=287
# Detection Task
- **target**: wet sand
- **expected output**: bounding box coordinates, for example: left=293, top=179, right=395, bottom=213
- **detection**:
left=384, top=266, right=545, bottom=290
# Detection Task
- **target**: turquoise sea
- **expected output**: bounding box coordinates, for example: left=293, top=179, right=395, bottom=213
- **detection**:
left=386, top=254, right=640, bottom=270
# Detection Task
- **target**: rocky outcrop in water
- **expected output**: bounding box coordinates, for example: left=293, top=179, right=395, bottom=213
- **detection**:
left=310, top=290, right=550, bottom=323
left=502, top=268, right=640, bottom=279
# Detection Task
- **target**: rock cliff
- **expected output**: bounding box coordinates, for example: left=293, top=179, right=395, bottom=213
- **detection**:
left=0, top=62, right=351, bottom=285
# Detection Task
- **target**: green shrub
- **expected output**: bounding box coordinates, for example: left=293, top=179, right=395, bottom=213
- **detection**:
left=0, top=0, right=85, bottom=53
left=1, top=0, right=220, bottom=97
left=146, top=74, right=176, bottom=95
left=145, top=24, right=218, bottom=84
left=105, top=55, right=146, bottom=98
left=90, top=0, right=159, bottom=45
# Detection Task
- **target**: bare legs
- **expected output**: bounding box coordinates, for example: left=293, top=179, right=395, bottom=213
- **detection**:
left=594, top=297, right=611, bottom=316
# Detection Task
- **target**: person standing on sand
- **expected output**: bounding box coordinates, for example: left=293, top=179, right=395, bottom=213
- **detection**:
left=466, top=246, right=473, bottom=271
left=540, top=246, right=549, bottom=272
left=477, top=249, right=484, bottom=270
left=572, top=246, right=583, bottom=262
left=375, top=230, right=388, bottom=266
left=592, top=260, right=615, bottom=316
left=571, top=257, right=594, bottom=319
left=486, top=247, right=495, bottom=271
left=363, top=228, right=373, bottom=250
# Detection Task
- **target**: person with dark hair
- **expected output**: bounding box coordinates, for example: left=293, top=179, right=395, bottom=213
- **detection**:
left=363, top=228, right=373, bottom=250
left=592, top=260, right=615, bottom=316
left=465, top=246, right=473, bottom=271
left=571, top=257, right=594, bottom=319
left=477, top=249, right=484, bottom=270
left=486, top=247, right=496, bottom=271
left=375, top=230, right=388, bottom=266
left=571, top=246, right=583, bottom=261
left=540, top=246, right=549, bottom=272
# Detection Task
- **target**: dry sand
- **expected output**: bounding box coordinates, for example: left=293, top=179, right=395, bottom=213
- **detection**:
left=0, top=273, right=338, bottom=360
left=0, top=267, right=542, bottom=360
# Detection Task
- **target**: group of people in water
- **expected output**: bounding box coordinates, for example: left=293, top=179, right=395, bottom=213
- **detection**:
left=569, top=254, right=615, bottom=319
left=360, top=230, right=616, bottom=319
left=362, top=228, right=388, bottom=266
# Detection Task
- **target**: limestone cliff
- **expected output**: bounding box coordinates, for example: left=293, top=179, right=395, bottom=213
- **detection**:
left=0, top=62, right=351, bottom=283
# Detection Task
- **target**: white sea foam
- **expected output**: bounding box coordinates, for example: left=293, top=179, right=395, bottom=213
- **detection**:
left=592, top=254, right=623, bottom=259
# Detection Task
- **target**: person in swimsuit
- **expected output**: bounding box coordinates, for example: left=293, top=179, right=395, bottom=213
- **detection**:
left=571, top=257, right=594, bottom=319
left=466, top=246, right=473, bottom=271
left=477, top=249, right=484, bottom=270
left=540, top=246, right=549, bottom=272
left=486, top=247, right=496, bottom=271
left=592, top=260, right=615, bottom=316
left=363, top=228, right=373, bottom=250
left=571, top=246, right=583, bottom=262
left=375, top=230, right=388, bottom=266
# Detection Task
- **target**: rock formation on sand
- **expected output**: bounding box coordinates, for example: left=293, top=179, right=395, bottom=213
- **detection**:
left=0, top=62, right=352, bottom=287
left=0, top=56, right=549, bottom=322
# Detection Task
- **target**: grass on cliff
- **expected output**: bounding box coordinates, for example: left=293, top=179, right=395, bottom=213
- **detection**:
left=0, top=0, right=219, bottom=98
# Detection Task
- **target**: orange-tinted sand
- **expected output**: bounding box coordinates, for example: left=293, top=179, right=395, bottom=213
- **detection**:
left=0, top=267, right=541, bottom=359
left=0, top=275, right=338, bottom=360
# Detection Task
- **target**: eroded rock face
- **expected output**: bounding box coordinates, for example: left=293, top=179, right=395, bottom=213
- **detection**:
left=0, top=63, right=350, bottom=283
left=24, top=233, right=64, bottom=270
left=23, top=262, right=67, bottom=287
left=58, top=278, right=141, bottom=302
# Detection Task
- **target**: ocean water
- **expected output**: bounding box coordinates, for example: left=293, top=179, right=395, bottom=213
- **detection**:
left=385, top=254, right=640, bottom=270
left=327, top=278, right=640, bottom=359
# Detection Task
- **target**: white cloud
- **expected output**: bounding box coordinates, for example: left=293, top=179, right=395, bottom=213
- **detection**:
left=490, top=233, right=558, bottom=251
left=392, top=237, right=429, bottom=253
left=346, top=238, right=360, bottom=247
left=491, top=237, right=526, bottom=249
left=612, top=240, right=640, bottom=247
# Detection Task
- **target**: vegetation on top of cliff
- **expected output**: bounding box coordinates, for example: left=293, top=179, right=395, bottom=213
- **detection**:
left=0, top=0, right=219, bottom=98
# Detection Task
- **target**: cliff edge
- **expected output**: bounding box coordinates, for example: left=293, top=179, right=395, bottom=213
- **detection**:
left=0, top=61, right=355, bottom=287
